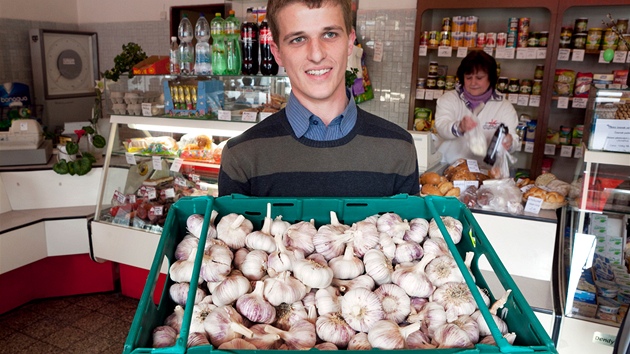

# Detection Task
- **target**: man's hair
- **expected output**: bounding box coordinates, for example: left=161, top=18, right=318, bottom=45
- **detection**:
left=456, top=50, right=498, bottom=89
left=266, top=0, right=353, bottom=45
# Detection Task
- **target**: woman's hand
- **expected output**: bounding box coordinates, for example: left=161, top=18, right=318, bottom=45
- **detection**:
left=458, top=115, right=478, bottom=133
left=502, top=134, right=513, bottom=150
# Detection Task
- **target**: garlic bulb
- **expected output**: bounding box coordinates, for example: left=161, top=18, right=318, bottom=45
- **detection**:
left=345, top=220, right=380, bottom=257
left=175, top=234, right=199, bottom=260
left=329, top=243, right=364, bottom=280
left=347, top=332, right=372, bottom=350
left=187, top=210, right=218, bottom=239
left=302, top=289, right=317, bottom=309
left=403, top=217, right=429, bottom=243
left=164, top=305, right=184, bottom=333
left=425, top=255, right=465, bottom=287
left=363, top=249, right=394, bottom=285
left=422, top=237, right=450, bottom=259
left=233, top=247, right=249, bottom=268
left=316, top=312, right=356, bottom=347
left=152, top=325, right=177, bottom=348
left=391, top=262, right=435, bottom=298
left=169, top=282, right=206, bottom=306
left=200, top=243, right=233, bottom=283
left=264, top=319, right=317, bottom=350
left=410, top=302, right=447, bottom=337
left=218, top=338, right=257, bottom=349
left=270, top=215, right=291, bottom=238
left=340, top=288, right=385, bottom=332
left=431, top=282, right=477, bottom=322
left=244, top=323, right=282, bottom=349
left=284, top=220, right=317, bottom=255
left=452, top=314, right=480, bottom=343
left=405, top=328, right=435, bottom=349
left=245, top=229, right=276, bottom=254
left=170, top=249, right=201, bottom=284
left=274, top=301, right=308, bottom=330
left=374, top=283, right=411, bottom=324
left=410, top=296, right=428, bottom=312
left=376, top=213, right=410, bottom=240
left=313, top=211, right=352, bottom=260
left=393, top=240, right=424, bottom=264
left=432, top=323, right=475, bottom=348
left=239, top=249, right=268, bottom=281
left=211, top=270, right=252, bottom=306
left=217, top=213, right=254, bottom=250
left=203, top=305, right=254, bottom=347
left=191, top=299, right=217, bottom=334
left=315, top=286, right=341, bottom=316
left=367, top=320, right=420, bottom=349
left=187, top=332, right=210, bottom=347
left=315, top=342, right=338, bottom=350
left=429, top=216, right=463, bottom=244
left=332, top=274, right=375, bottom=293
left=236, top=281, right=276, bottom=324
left=472, top=289, right=511, bottom=336
left=379, top=233, right=397, bottom=260
left=263, top=270, right=307, bottom=306
left=293, top=253, right=334, bottom=289
left=267, top=233, right=295, bottom=276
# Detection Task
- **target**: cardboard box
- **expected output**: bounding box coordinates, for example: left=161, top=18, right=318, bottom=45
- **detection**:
left=132, top=56, right=169, bottom=75
left=573, top=300, right=598, bottom=317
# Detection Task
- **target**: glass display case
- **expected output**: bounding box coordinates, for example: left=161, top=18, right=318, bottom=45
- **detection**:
left=89, top=74, right=290, bottom=270
left=584, top=88, right=630, bottom=154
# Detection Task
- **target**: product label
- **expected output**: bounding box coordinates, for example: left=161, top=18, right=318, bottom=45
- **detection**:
left=170, top=158, right=183, bottom=172
left=593, top=332, right=616, bottom=347
left=524, top=196, right=543, bottom=214
left=152, top=156, right=162, bottom=170
left=260, top=28, right=273, bottom=44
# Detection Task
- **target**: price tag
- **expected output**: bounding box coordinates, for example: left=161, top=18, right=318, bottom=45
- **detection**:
left=198, top=182, right=209, bottom=191
left=529, top=95, right=541, bottom=107
left=20, top=122, right=28, bottom=131
left=174, top=176, right=187, bottom=187
left=517, top=94, right=530, bottom=106
left=147, top=187, right=157, bottom=200
left=598, top=50, right=607, bottom=63
left=424, top=90, right=434, bottom=100
left=536, top=48, right=547, bottom=59
left=242, top=111, right=258, bottom=122
left=609, top=84, right=622, bottom=90
left=191, top=174, right=200, bottom=183
left=419, top=45, right=428, bottom=56
left=515, top=142, right=523, bottom=152
left=517, top=48, right=537, bottom=59
left=574, top=145, right=583, bottom=158
left=125, top=152, right=136, bottom=165
left=466, top=159, right=480, bottom=173
left=415, top=88, right=425, bottom=100
left=152, top=156, right=162, bottom=170
left=483, top=47, right=494, bottom=56
left=453, top=180, right=479, bottom=193
left=557, top=48, right=571, bottom=61
left=544, top=144, right=556, bottom=155
left=151, top=205, right=164, bottom=216
left=218, top=110, right=231, bottom=121
left=373, top=41, right=384, bottom=62
left=613, top=51, right=628, bottom=63
left=524, top=196, right=543, bottom=214
left=259, top=112, right=273, bottom=120
left=433, top=90, right=444, bottom=99
left=524, top=141, right=535, bottom=153
left=141, top=103, right=153, bottom=116
left=495, top=47, right=514, bottom=59
left=170, top=158, right=183, bottom=172
left=557, top=97, right=569, bottom=109
left=437, top=46, right=453, bottom=57
left=571, top=49, right=585, bottom=62
left=457, top=47, right=468, bottom=58
left=508, top=94, right=518, bottom=104
left=114, top=190, right=127, bottom=204
left=572, top=97, right=588, bottom=108
left=128, top=194, right=136, bottom=204
left=560, top=145, right=574, bottom=157
left=164, top=188, right=176, bottom=199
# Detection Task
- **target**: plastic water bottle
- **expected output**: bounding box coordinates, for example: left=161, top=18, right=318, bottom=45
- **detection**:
left=240, top=8, right=259, bottom=75
left=225, top=10, right=242, bottom=75
left=194, top=13, right=211, bottom=75
left=169, top=36, right=180, bottom=75
left=178, top=14, right=194, bottom=74
left=260, top=19, right=279, bottom=76
left=210, top=13, right=227, bottom=75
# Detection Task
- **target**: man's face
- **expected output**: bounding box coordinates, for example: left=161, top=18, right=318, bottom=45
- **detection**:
left=270, top=3, right=356, bottom=108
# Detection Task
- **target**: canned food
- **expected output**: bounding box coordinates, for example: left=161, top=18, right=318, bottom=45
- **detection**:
left=436, top=76, right=446, bottom=90
left=559, top=26, right=573, bottom=48
left=519, top=79, right=532, bottom=94
left=416, top=78, right=426, bottom=88
left=572, top=33, right=587, bottom=49
left=602, top=28, right=618, bottom=50
left=439, top=31, right=451, bottom=46
left=452, top=32, right=464, bottom=47
left=419, top=31, right=429, bottom=46
left=428, top=62, right=439, bottom=76
left=476, top=32, right=486, bottom=47
left=574, top=18, right=588, bottom=34
left=464, top=32, right=477, bottom=47
left=445, top=76, right=456, bottom=90
left=486, top=32, right=497, bottom=47
left=534, top=64, right=544, bottom=80
left=497, top=77, right=509, bottom=93
left=527, top=32, right=539, bottom=47
left=586, top=28, right=603, bottom=50
left=426, top=75, right=437, bottom=89
left=508, top=78, right=520, bottom=93
left=496, top=32, right=507, bottom=47
left=465, top=16, right=478, bottom=33
left=428, top=31, right=439, bottom=46
left=617, top=19, right=629, bottom=34
left=538, top=31, right=549, bottom=47
left=452, top=16, right=465, bottom=32
left=442, top=17, right=452, bottom=32
left=532, top=79, right=543, bottom=95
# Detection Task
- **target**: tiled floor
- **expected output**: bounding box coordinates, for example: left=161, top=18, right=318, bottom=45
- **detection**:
left=0, top=292, right=138, bottom=354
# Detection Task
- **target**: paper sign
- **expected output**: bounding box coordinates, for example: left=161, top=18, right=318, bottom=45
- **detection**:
left=191, top=174, right=200, bottom=183
left=437, top=46, right=453, bottom=57
left=560, top=145, right=573, bottom=157
left=536, top=48, right=547, bottom=59
left=571, top=49, right=585, bottom=62
left=457, top=47, right=468, bottom=58
left=433, top=90, right=444, bottom=100
left=591, top=119, right=630, bottom=152
left=424, top=90, right=434, bottom=100
left=557, top=97, right=569, bottom=109
left=125, top=152, right=136, bottom=165
left=495, top=47, right=515, bottom=59
left=574, top=145, right=584, bottom=158
left=524, top=141, right=535, bottom=153
left=483, top=47, right=494, bottom=56
left=374, top=41, right=384, bottom=62
left=516, top=48, right=536, bottom=59
left=242, top=111, right=258, bottom=122
left=147, top=187, right=157, bottom=200
left=218, top=110, right=231, bottom=121
left=415, top=89, right=425, bottom=100
left=508, top=94, right=518, bottom=104
left=517, top=94, right=530, bottom=106
left=259, top=112, right=273, bottom=120
left=419, top=45, right=428, bottom=56
left=453, top=180, right=479, bottom=193
left=114, top=190, right=126, bottom=204
left=466, top=159, right=480, bottom=173
left=572, top=97, right=588, bottom=109
left=152, top=156, right=162, bottom=170
left=174, top=176, right=187, bottom=187
left=164, top=188, right=176, bottom=199
left=151, top=205, right=164, bottom=216
left=524, top=196, right=543, bottom=214
left=613, top=51, right=628, bottom=63
left=598, top=51, right=606, bottom=63
left=128, top=195, right=136, bottom=204
left=544, top=144, right=556, bottom=155
left=142, top=103, right=152, bottom=116
left=558, top=48, right=571, bottom=61
left=529, top=95, right=540, bottom=107
left=170, top=158, right=183, bottom=172
left=20, top=122, right=28, bottom=130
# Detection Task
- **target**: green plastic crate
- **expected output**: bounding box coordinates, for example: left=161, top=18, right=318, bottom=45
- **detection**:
left=124, top=194, right=557, bottom=354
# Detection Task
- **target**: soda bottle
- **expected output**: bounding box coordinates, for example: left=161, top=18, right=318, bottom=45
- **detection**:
left=194, top=13, right=211, bottom=75
left=225, top=10, right=242, bottom=75
left=178, top=14, right=194, bottom=74
left=210, top=13, right=227, bottom=75
left=169, top=36, right=180, bottom=75
left=259, top=19, right=278, bottom=76
left=240, top=8, right=259, bottom=75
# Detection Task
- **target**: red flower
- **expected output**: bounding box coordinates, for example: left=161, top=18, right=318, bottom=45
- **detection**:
left=74, top=129, right=86, bottom=143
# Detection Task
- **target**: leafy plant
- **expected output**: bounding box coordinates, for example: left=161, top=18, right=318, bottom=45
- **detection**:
left=53, top=125, right=105, bottom=176
left=103, top=42, right=148, bottom=82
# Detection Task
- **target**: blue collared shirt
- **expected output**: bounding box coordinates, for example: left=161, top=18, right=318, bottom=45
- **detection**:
left=285, top=89, right=358, bottom=141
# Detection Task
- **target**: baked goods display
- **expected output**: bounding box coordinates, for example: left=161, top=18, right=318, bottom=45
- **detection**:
left=419, top=171, right=461, bottom=197
left=521, top=173, right=569, bottom=209
left=443, top=158, right=490, bottom=183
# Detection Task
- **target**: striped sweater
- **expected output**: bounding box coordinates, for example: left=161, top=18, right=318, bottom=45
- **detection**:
left=218, top=108, right=420, bottom=197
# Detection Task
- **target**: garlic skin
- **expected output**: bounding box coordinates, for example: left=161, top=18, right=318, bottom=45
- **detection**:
left=347, top=332, right=372, bottom=350
left=332, top=274, right=375, bottom=293
left=187, top=332, right=210, bottom=347
left=169, top=282, right=206, bottom=306
left=412, top=301, right=447, bottom=337
left=340, top=288, right=385, bottom=332
left=315, top=342, right=338, bottom=350
left=200, top=243, right=233, bottom=283
left=315, top=312, right=356, bottom=347
left=452, top=314, right=480, bottom=343
left=236, top=281, right=276, bottom=324
left=217, top=213, right=254, bottom=249
left=244, top=323, right=283, bottom=349
left=431, top=282, right=477, bottom=322
left=203, top=305, right=254, bottom=347
left=175, top=234, right=199, bottom=260
left=313, top=211, right=352, bottom=260
left=403, top=217, right=429, bottom=243
left=233, top=247, right=249, bottom=268
left=274, top=301, right=308, bottom=330
left=218, top=338, right=257, bottom=349
left=391, top=262, right=435, bottom=298
left=432, top=323, right=475, bottom=348
left=376, top=213, right=410, bottom=240
left=239, top=249, right=268, bottom=281
left=363, top=249, right=394, bottom=285
left=379, top=233, right=397, bottom=260
left=406, top=328, right=435, bottom=349
left=263, top=270, right=307, bottom=306
left=284, top=220, right=317, bottom=255
left=425, top=255, right=465, bottom=287
left=211, top=271, right=252, bottom=306
left=328, top=243, right=364, bottom=280
left=165, top=305, right=184, bottom=333
left=265, top=319, right=317, bottom=350
left=374, top=283, right=411, bottom=324
left=152, top=325, right=177, bottom=348
left=367, top=320, right=420, bottom=349
left=267, top=233, right=296, bottom=276
left=315, top=286, right=341, bottom=316
left=429, top=216, right=463, bottom=244
left=345, top=220, right=380, bottom=257
left=293, top=253, right=334, bottom=289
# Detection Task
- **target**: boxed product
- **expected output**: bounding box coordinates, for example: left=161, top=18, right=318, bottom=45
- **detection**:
left=133, top=56, right=170, bottom=75
left=163, top=78, right=225, bottom=118
left=573, top=72, right=593, bottom=97
left=553, top=69, right=575, bottom=96
left=573, top=300, right=598, bottom=317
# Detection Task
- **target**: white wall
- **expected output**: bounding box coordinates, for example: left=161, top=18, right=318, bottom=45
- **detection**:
left=359, top=0, right=415, bottom=10
left=0, top=0, right=78, bottom=23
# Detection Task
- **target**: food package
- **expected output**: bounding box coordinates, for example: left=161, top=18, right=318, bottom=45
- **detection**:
left=413, top=107, right=433, bottom=131
left=553, top=69, right=576, bottom=96
left=443, top=158, right=490, bottom=183
left=476, top=178, right=523, bottom=214
left=613, top=70, right=629, bottom=85
left=124, top=136, right=179, bottom=155
left=573, top=72, right=593, bottom=97
left=178, top=133, right=216, bottom=161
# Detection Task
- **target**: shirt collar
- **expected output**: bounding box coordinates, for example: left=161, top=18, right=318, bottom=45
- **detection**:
left=286, top=89, right=357, bottom=139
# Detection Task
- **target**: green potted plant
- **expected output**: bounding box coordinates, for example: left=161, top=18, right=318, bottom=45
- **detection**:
left=103, top=42, right=148, bottom=82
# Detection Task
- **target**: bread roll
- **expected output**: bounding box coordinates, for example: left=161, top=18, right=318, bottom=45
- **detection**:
left=422, top=184, right=442, bottom=196
left=420, top=172, right=441, bottom=186
left=545, top=191, right=565, bottom=203
left=535, top=173, right=557, bottom=187
left=438, top=181, right=454, bottom=195
left=445, top=187, right=461, bottom=197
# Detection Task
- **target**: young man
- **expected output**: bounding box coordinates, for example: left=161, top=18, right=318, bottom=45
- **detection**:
left=218, top=0, right=419, bottom=197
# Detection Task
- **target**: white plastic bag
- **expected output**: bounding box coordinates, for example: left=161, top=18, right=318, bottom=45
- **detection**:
left=466, top=104, right=487, bottom=156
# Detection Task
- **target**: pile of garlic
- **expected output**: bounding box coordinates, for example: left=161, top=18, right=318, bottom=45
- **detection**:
left=151, top=206, right=516, bottom=350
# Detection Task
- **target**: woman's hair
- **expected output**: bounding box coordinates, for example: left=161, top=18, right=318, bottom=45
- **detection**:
left=456, top=50, right=498, bottom=89
left=266, top=0, right=353, bottom=45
